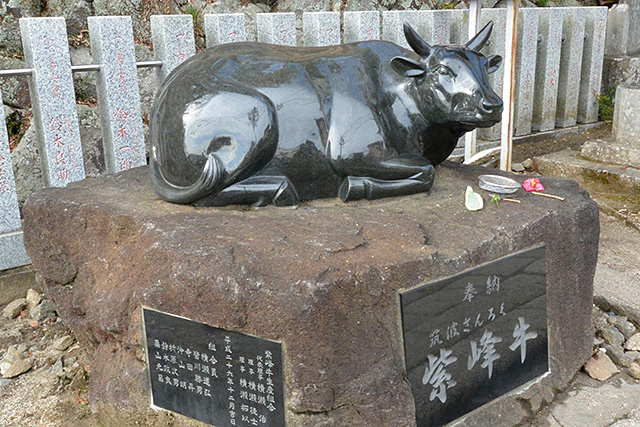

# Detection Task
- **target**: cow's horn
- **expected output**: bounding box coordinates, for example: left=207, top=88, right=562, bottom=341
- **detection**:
left=466, top=21, right=493, bottom=51
left=403, top=23, right=432, bottom=57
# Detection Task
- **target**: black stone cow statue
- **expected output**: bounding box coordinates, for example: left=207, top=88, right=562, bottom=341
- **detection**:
left=149, top=22, right=503, bottom=206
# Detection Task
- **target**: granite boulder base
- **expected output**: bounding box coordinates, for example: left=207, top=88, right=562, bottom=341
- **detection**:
left=22, top=164, right=599, bottom=426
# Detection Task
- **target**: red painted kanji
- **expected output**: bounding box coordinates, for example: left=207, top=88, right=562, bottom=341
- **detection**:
left=49, top=116, right=64, bottom=132
left=119, top=158, right=133, bottom=171
left=57, top=169, right=69, bottom=182
left=117, top=124, right=128, bottom=138
left=114, top=108, right=129, bottom=123
left=55, top=150, right=66, bottom=166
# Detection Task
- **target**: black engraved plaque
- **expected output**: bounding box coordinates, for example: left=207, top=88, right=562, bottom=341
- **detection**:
left=143, top=308, right=285, bottom=427
left=400, top=245, right=549, bottom=427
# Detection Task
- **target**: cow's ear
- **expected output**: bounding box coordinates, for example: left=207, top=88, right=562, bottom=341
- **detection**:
left=391, top=56, right=426, bottom=78
left=487, top=55, right=502, bottom=74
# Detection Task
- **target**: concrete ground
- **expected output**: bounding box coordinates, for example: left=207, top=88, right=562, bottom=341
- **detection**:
left=529, top=143, right=640, bottom=427
left=526, top=211, right=640, bottom=427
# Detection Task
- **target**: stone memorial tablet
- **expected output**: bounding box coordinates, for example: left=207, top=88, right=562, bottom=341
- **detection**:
left=400, top=246, right=548, bottom=427
left=532, top=9, right=563, bottom=132
left=143, top=308, right=285, bottom=427
left=88, top=16, right=146, bottom=173
left=20, top=17, right=85, bottom=187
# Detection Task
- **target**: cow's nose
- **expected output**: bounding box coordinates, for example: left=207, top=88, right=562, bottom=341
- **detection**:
left=482, top=98, right=503, bottom=114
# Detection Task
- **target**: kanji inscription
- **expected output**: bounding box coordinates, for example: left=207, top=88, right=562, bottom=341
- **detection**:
left=143, top=308, right=285, bottom=427
left=400, top=245, right=548, bottom=426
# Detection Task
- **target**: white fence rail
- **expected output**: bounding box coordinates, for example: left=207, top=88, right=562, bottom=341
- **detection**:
left=0, top=8, right=608, bottom=271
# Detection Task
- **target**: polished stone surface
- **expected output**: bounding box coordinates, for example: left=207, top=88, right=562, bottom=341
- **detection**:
left=381, top=10, right=450, bottom=47
left=144, top=308, right=285, bottom=427
left=149, top=23, right=503, bottom=206
left=401, top=246, right=548, bottom=426
left=0, top=232, right=31, bottom=271
left=478, top=8, right=506, bottom=142
left=514, top=9, right=539, bottom=137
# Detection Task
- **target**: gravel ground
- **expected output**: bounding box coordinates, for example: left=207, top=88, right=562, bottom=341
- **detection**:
left=0, top=296, right=93, bottom=427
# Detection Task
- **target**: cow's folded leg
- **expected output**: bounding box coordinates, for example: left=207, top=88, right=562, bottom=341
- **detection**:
left=339, top=162, right=434, bottom=202
left=195, top=176, right=299, bottom=207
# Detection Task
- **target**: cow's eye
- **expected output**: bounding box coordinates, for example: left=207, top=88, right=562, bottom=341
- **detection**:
left=435, top=66, right=454, bottom=78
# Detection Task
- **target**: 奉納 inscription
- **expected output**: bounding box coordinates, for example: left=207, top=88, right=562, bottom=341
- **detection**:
left=400, top=246, right=548, bottom=426
left=143, top=308, right=285, bottom=427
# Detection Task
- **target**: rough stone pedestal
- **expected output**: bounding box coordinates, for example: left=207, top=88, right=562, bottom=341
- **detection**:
left=582, top=84, right=640, bottom=168
left=22, top=164, right=599, bottom=426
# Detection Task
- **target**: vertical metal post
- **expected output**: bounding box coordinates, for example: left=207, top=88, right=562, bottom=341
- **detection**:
left=464, top=0, right=481, bottom=161
left=500, top=0, right=519, bottom=172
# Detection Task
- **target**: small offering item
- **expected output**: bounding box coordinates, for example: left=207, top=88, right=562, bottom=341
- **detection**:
left=478, top=175, right=520, bottom=194
left=465, top=186, right=484, bottom=211
left=522, top=177, right=545, bottom=192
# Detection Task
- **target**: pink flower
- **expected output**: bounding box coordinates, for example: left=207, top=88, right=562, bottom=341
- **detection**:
left=522, top=178, right=544, bottom=192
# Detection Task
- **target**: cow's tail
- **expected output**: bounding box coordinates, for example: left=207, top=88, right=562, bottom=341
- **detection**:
left=150, top=152, right=224, bottom=204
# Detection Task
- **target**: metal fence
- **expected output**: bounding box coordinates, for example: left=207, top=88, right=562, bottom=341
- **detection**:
left=0, top=8, right=608, bottom=271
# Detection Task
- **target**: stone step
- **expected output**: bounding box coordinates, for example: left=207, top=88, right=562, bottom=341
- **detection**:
left=534, top=148, right=640, bottom=230
left=534, top=149, right=640, bottom=195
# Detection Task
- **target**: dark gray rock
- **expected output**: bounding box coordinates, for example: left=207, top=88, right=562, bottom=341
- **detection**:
left=44, top=0, right=92, bottom=36
left=0, top=56, right=30, bottom=109
left=613, top=317, right=638, bottom=340
left=0, top=1, right=40, bottom=56
left=22, top=164, right=599, bottom=426
left=77, top=104, right=106, bottom=177
left=10, top=123, right=46, bottom=211
left=604, top=344, right=636, bottom=368
left=92, top=0, right=180, bottom=46
left=30, top=299, right=56, bottom=321
left=599, top=325, right=626, bottom=347
left=512, top=163, right=525, bottom=172
left=70, top=47, right=98, bottom=101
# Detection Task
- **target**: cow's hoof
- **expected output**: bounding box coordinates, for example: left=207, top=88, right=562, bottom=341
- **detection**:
left=339, top=176, right=366, bottom=202
left=272, top=179, right=300, bottom=206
